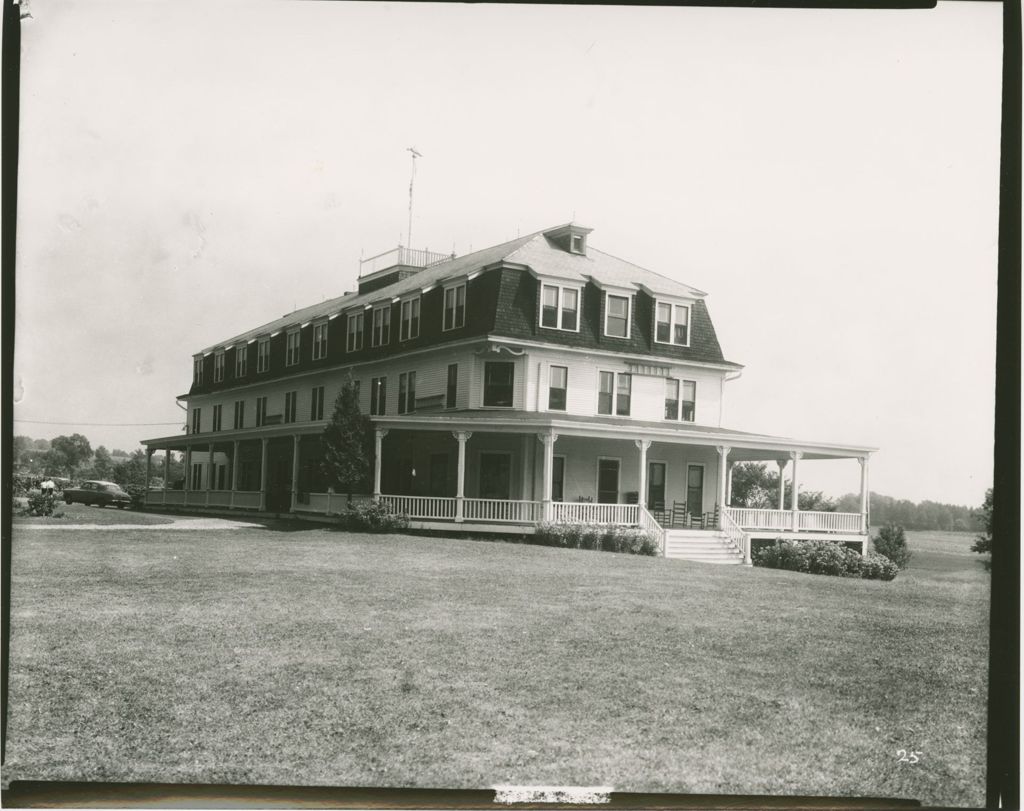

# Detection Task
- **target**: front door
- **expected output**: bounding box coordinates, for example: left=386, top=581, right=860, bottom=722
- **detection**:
left=647, top=462, right=666, bottom=510
left=429, top=453, right=449, bottom=497
left=479, top=453, right=511, bottom=499
left=597, top=458, right=620, bottom=504
left=686, top=464, right=704, bottom=514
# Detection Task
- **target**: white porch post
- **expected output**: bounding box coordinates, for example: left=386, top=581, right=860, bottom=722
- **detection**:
left=790, top=450, right=802, bottom=531
left=453, top=431, right=471, bottom=522
left=725, top=460, right=734, bottom=507
left=231, top=440, right=240, bottom=508
left=184, top=447, right=192, bottom=493
left=776, top=459, right=787, bottom=511
left=163, top=449, right=170, bottom=491
left=716, top=446, right=731, bottom=516
left=290, top=435, right=301, bottom=512
left=859, top=455, right=870, bottom=536
left=145, top=448, right=152, bottom=494
left=635, top=439, right=651, bottom=510
left=373, top=428, right=388, bottom=500
left=259, top=437, right=269, bottom=511
left=538, top=431, right=557, bottom=522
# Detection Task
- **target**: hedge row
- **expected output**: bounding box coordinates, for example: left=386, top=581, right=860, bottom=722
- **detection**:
left=753, top=539, right=898, bottom=580
left=533, top=521, right=660, bottom=556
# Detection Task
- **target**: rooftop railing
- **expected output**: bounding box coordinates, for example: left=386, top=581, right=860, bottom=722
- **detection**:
left=359, top=246, right=454, bottom=277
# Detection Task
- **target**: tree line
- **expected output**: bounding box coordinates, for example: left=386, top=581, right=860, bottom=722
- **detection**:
left=13, top=434, right=183, bottom=489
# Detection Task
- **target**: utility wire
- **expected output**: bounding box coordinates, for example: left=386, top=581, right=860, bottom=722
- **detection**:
left=14, top=419, right=183, bottom=427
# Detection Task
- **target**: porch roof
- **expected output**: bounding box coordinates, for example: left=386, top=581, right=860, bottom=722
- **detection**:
left=373, top=411, right=876, bottom=460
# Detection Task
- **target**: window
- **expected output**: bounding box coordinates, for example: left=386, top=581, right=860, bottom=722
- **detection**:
left=312, top=322, right=328, bottom=360
left=255, top=396, right=267, bottom=427
left=570, top=234, right=585, bottom=254
left=655, top=301, right=690, bottom=346
left=213, top=352, right=225, bottom=383
left=446, top=364, right=458, bottom=409
left=548, top=365, right=568, bottom=411
left=284, top=391, right=297, bottom=424
left=310, top=386, right=325, bottom=421
left=680, top=380, right=696, bottom=422
left=540, top=284, right=579, bottom=331
left=257, top=338, right=270, bottom=373
left=347, top=312, right=364, bottom=352
left=443, top=284, right=466, bottom=330
left=598, top=371, right=631, bottom=416
left=191, top=463, right=203, bottom=490
left=398, top=371, right=416, bottom=414
left=212, top=404, right=222, bottom=432
left=372, top=305, right=391, bottom=347
left=400, top=298, right=420, bottom=341
left=235, top=345, right=248, bottom=378
left=605, top=294, right=631, bottom=338
left=233, top=400, right=245, bottom=429
left=191, top=407, right=201, bottom=434
left=370, top=376, right=387, bottom=416
left=193, top=357, right=204, bottom=385
left=665, top=379, right=695, bottom=421
left=286, top=330, right=300, bottom=366
left=665, top=378, right=679, bottom=420
left=483, top=362, right=514, bottom=407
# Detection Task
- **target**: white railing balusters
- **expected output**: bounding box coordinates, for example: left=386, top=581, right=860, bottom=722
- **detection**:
left=720, top=508, right=750, bottom=564
left=725, top=507, right=863, bottom=534
left=637, top=505, right=667, bottom=555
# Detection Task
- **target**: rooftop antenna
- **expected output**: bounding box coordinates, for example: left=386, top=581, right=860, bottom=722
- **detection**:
left=406, top=147, right=422, bottom=247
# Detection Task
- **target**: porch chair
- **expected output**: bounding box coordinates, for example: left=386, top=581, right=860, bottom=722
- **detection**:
left=650, top=500, right=666, bottom=524
left=670, top=500, right=688, bottom=528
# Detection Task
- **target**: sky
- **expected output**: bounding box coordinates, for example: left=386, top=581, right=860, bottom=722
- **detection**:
left=12, top=0, right=1002, bottom=505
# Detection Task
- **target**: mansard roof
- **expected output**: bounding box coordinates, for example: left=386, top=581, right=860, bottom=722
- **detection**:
left=199, top=224, right=709, bottom=355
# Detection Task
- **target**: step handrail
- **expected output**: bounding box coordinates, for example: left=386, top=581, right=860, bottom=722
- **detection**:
left=638, top=504, right=667, bottom=556
left=720, top=508, right=751, bottom=565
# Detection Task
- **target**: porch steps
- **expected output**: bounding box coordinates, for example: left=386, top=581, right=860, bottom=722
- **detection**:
left=663, top=529, right=744, bottom=565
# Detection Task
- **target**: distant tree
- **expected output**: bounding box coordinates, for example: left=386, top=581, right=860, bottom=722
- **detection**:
left=42, top=448, right=70, bottom=477
left=320, top=375, right=373, bottom=499
left=729, top=463, right=780, bottom=508
left=32, top=438, right=51, bottom=451
left=971, top=488, right=993, bottom=562
left=111, top=448, right=129, bottom=458
left=91, top=446, right=113, bottom=479
left=13, top=435, right=33, bottom=460
left=798, top=490, right=837, bottom=512
left=50, top=434, right=93, bottom=473
left=112, top=449, right=150, bottom=488
left=872, top=522, right=912, bottom=570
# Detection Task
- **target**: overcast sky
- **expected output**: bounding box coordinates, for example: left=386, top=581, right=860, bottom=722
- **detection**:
left=13, top=1, right=1001, bottom=505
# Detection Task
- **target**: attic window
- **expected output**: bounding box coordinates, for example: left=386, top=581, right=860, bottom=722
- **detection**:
left=570, top=234, right=586, bottom=255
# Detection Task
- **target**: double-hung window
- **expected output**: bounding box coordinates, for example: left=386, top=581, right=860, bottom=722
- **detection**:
left=213, top=352, right=225, bottom=383
left=347, top=312, right=364, bottom=352
left=372, top=305, right=391, bottom=347
left=284, top=391, right=297, bottom=424
left=655, top=302, right=690, bottom=346
left=398, top=372, right=416, bottom=414
left=191, top=407, right=201, bottom=434
left=604, top=294, right=631, bottom=338
left=310, top=386, right=325, bottom=421
left=257, top=338, right=270, bottom=373
left=400, top=298, right=420, bottom=341
left=370, top=376, right=387, bottom=416
left=235, top=345, right=248, bottom=378
left=212, top=404, right=222, bottom=432
left=312, top=322, right=328, bottom=360
left=255, top=396, right=268, bottom=427
left=483, top=362, right=514, bottom=407
left=443, top=284, right=466, bottom=331
left=233, top=400, right=245, bottom=429
left=193, top=357, right=204, bottom=385
left=598, top=371, right=631, bottom=416
left=540, top=284, right=579, bottom=331
left=548, top=365, right=568, bottom=411
left=286, top=330, right=301, bottom=366
left=446, top=364, right=458, bottom=409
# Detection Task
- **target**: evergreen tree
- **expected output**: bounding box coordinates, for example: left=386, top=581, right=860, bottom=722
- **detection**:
left=321, top=375, right=373, bottom=499
left=971, top=488, right=993, bottom=559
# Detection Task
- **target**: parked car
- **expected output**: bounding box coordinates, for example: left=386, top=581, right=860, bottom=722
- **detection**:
left=63, top=480, right=132, bottom=509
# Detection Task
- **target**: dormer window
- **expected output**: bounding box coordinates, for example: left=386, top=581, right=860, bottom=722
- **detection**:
left=604, top=293, right=631, bottom=339
left=213, top=351, right=225, bottom=383
left=193, top=356, right=204, bottom=385
left=570, top=234, right=586, bottom=255
left=540, top=284, right=580, bottom=331
left=285, top=329, right=301, bottom=366
left=655, top=301, right=690, bottom=346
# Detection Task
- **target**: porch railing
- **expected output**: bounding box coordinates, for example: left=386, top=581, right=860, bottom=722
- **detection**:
left=720, top=508, right=751, bottom=564
left=637, top=505, right=667, bottom=555
left=798, top=510, right=862, bottom=533
left=724, top=507, right=791, bottom=531
left=464, top=498, right=542, bottom=523
left=551, top=502, right=639, bottom=525
left=725, top=507, right=863, bottom=534
left=379, top=495, right=457, bottom=519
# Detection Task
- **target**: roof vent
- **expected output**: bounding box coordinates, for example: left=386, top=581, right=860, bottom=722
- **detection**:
left=543, top=223, right=593, bottom=256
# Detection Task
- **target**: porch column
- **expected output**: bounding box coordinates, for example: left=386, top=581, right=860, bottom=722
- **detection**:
left=776, top=459, right=787, bottom=511
left=635, top=439, right=651, bottom=510
left=789, top=450, right=802, bottom=531
left=716, top=446, right=731, bottom=515
left=163, top=449, right=170, bottom=491
left=453, top=431, right=472, bottom=522
left=290, top=435, right=301, bottom=511
left=259, top=437, right=269, bottom=511
left=373, top=428, right=388, bottom=500
left=207, top=442, right=214, bottom=505
left=725, top=460, right=734, bottom=507
left=145, top=448, right=152, bottom=494
left=184, top=446, right=192, bottom=493
left=538, top=431, right=557, bottom=522
left=232, top=440, right=240, bottom=490
left=859, top=455, right=870, bottom=535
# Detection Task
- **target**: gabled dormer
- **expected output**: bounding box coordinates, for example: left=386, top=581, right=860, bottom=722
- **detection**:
left=544, top=223, right=593, bottom=256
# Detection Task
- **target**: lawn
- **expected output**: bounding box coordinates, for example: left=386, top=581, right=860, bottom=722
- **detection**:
left=5, top=524, right=989, bottom=806
left=12, top=501, right=175, bottom=526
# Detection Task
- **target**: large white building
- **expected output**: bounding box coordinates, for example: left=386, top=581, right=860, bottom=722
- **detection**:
left=143, top=223, right=875, bottom=564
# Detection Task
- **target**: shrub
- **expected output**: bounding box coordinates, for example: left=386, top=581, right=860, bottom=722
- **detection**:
left=25, top=492, right=57, bottom=517
left=753, top=539, right=898, bottom=581
left=335, top=500, right=410, bottom=533
left=533, top=522, right=659, bottom=556
left=123, top=484, right=147, bottom=510
left=872, top=522, right=911, bottom=570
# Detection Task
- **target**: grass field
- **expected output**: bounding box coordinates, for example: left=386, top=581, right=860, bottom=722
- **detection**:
left=5, top=522, right=989, bottom=806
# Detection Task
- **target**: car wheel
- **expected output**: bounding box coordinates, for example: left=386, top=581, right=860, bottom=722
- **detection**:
left=64, top=495, right=73, bottom=504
